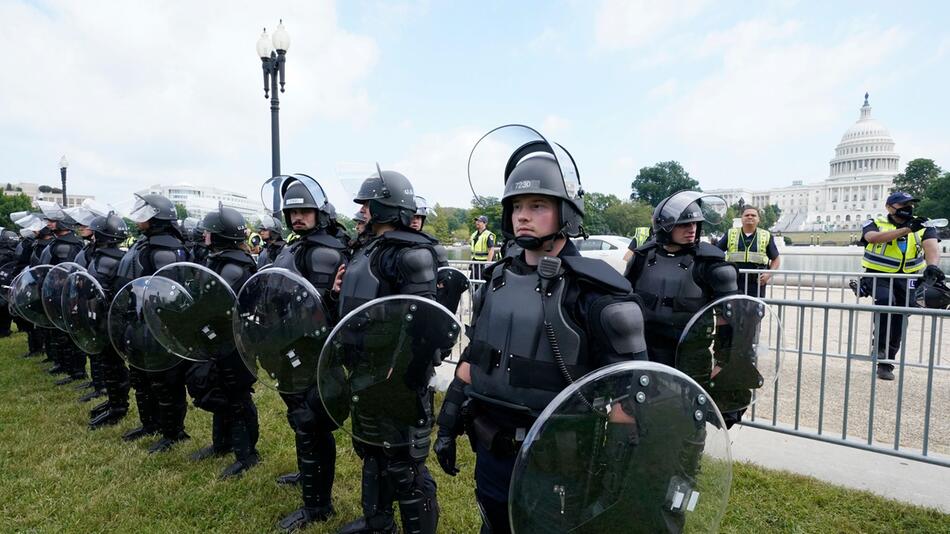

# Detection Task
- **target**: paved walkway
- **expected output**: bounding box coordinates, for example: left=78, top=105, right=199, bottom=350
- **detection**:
left=730, top=425, right=950, bottom=512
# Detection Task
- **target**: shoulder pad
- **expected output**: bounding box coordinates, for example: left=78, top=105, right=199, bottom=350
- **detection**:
left=306, top=246, right=343, bottom=275
left=708, top=262, right=739, bottom=295
left=97, top=247, right=125, bottom=260
left=397, top=247, right=436, bottom=284
left=635, top=240, right=660, bottom=253
left=304, top=231, right=347, bottom=250
left=695, top=242, right=726, bottom=260
left=433, top=244, right=449, bottom=266
left=216, top=262, right=250, bottom=290
left=562, top=255, right=632, bottom=295
left=599, top=300, right=647, bottom=355
left=482, top=256, right=512, bottom=281
left=148, top=234, right=185, bottom=249
left=382, top=229, right=438, bottom=246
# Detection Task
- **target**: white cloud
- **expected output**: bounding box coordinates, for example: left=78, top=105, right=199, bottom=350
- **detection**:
left=594, top=0, right=710, bottom=50
left=392, top=128, right=487, bottom=208
left=647, top=79, right=678, bottom=99
left=644, top=20, right=907, bottom=151
left=0, top=1, right=378, bottom=206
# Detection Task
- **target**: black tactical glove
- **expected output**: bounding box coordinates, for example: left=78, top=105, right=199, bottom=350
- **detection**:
left=908, top=217, right=928, bottom=232
left=924, top=264, right=946, bottom=284
left=434, top=434, right=459, bottom=476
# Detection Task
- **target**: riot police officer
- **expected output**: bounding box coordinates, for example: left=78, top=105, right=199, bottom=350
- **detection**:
left=86, top=213, right=132, bottom=429
left=38, top=201, right=88, bottom=385
left=0, top=229, right=20, bottom=337
left=434, top=128, right=648, bottom=534
left=10, top=213, right=42, bottom=357
left=255, top=214, right=286, bottom=269
left=335, top=169, right=442, bottom=534
left=625, top=191, right=743, bottom=425
left=410, top=195, right=469, bottom=314
left=116, top=193, right=191, bottom=452
left=268, top=175, right=349, bottom=531
left=181, top=217, right=210, bottom=265
left=190, top=206, right=261, bottom=478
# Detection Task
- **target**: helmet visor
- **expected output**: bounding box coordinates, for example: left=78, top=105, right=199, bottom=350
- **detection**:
left=36, top=200, right=66, bottom=222
left=656, top=192, right=727, bottom=233
left=283, top=174, right=329, bottom=211
left=127, top=195, right=159, bottom=223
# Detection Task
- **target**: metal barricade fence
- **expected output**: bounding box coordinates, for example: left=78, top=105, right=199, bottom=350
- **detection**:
left=444, top=262, right=950, bottom=466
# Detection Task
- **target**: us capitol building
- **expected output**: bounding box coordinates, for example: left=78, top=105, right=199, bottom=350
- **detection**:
left=708, top=94, right=899, bottom=233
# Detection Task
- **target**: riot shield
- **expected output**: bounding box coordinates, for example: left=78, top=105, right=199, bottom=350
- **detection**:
left=436, top=266, right=470, bottom=315
left=108, top=278, right=182, bottom=372
left=234, top=268, right=331, bottom=394
left=41, top=262, right=86, bottom=331
left=676, top=295, right=782, bottom=413
left=317, top=295, right=462, bottom=448
left=509, top=361, right=732, bottom=534
left=143, top=262, right=237, bottom=362
left=0, top=260, right=18, bottom=305
left=12, top=265, right=55, bottom=328
left=63, top=271, right=111, bottom=354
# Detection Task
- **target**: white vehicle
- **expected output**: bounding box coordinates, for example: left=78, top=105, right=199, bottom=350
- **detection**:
left=573, top=235, right=632, bottom=273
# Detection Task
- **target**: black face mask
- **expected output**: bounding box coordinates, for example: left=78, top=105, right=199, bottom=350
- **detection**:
left=894, top=205, right=914, bottom=219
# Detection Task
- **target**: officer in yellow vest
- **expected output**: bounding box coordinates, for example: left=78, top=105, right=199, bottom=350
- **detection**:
left=469, top=215, right=495, bottom=279
left=861, top=191, right=943, bottom=380
left=622, top=226, right=653, bottom=263
left=716, top=205, right=780, bottom=297
left=246, top=227, right=263, bottom=255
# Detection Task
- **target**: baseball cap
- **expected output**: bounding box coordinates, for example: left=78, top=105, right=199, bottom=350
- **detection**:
left=886, top=191, right=919, bottom=205
left=474, top=215, right=488, bottom=223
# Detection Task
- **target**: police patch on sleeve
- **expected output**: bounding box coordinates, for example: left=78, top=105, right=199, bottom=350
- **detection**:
left=862, top=219, right=875, bottom=228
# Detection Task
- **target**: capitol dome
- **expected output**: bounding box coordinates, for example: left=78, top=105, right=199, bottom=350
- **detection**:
left=828, top=93, right=899, bottom=181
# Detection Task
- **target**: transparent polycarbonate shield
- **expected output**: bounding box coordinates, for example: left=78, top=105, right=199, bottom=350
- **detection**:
left=36, top=200, right=66, bottom=222
left=654, top=192, right=727, bottom=233
left=676, top=295, right=782, bottom=413
left=261, top=174, right=330, bottom=215
left=108, top=278, right=182, bottom=372
left=509, top=361, right=732, bottom=534
left=317, top=295, right=462, bottom=448
left=337, top=162, right=384, bottom=201
left=0, top=261, right=17, bottom=305
left=261, top=175, right=285, bottom=215
left=7, top=271, right=26, bottom=317
left=41, top=262, right=85, bottom=331
left=64, top=199, right=110, bottom=227
left=436, top=266, right=470, bottom=314
left=63, top=271, right=110, bottom=354
left=234, top=268, right=331, bottom=394
left=142, top=263, right=237, bottom=362
left=12, top=265, right=54, bottom=328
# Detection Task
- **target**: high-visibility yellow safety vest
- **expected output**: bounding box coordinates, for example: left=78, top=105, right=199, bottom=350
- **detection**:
left=726, top=227, right=772, bottom=265
left=286, top=232, right=300, bottom=244
left=633, top=227, right=651, bottom=246
left=120, top=235, right=137, bottom=250
left=861, top=218, right=925, bottom=273
left=470, top=230, right=494, bottom=261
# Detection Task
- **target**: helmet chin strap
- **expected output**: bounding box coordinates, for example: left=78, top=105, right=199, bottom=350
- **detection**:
left=515, top=226, right=565, bottom=252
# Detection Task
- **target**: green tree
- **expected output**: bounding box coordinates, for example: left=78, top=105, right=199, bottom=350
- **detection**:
left=630, top=161, right=701, bottom=207
left=892, top=159, right=943, bottom=200
left=918, top=171, right=950, bottom=219
left=425, top=203, right=453, bottom=243
left=760, top=204, right=782, bottom=230
left=583, top=192, right=622, bottom=234
left=602, top=200, right=653, bottom=236
left=0, top=194, right=33, bottom=228
left=337, top=215, right=356, bottom=236
left=174, top=203, right=189, bottom=220
left=4, top=183, right=11, bottom=192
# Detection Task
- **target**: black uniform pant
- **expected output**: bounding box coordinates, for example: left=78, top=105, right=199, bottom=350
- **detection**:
left=281, top=388, right=338, bottom=509
left=134, top=363, right=189, bottom=438
left=218, top=352, right=259, bottom=463
left=47, top=330, right=86, bottom=378
left=100, top=347, right=130, bottom=412
left=872, top=276, right=915, bottom=368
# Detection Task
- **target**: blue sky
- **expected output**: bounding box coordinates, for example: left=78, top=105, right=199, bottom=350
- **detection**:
left=2, top=0, right=948, bottom=211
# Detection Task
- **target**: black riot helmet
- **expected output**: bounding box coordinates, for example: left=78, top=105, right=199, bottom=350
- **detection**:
left=89, top=213, right=129, bottom=244
left=651, top=191, right=727, bottom=246
left=202, top=205, right=248, bottom=244
left=916, top=270, right=950, bottom=309
left=279, top=174, right=333, bottom=231
left=181, top=217, right=202, bottom=243
left=257, top=213, right=284, bottom=237
left=469, top=125, right=585, bottom=250
left=352, top=165, right=417, bottom=228
left=127, top=193, right=177, bottom=223
left=0, top=229, right=19, bottom=247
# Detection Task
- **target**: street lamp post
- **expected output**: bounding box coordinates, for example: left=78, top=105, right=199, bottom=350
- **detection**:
left=257, top=20, right=290, bottom=179
left=59, top=155, right=68, bottom=205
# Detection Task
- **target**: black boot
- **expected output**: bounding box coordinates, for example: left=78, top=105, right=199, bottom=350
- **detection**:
left=276, top=472, right=301, bottom=486
left=55, top=374, right=82, bottom=386
left=47, top=365, right=69, bottom=376
left=278, top=505, right=335, bottom=532
left=190, top=413, right=232, bottom=461
left=73, top=381, right=94, bottom=391
left=337, top=517, right=397, bottom=534
left=90, top=400, right=110, bottom=418
left=89, top=407, right=128, bottom=430
left=122, top=425, right=160, bottom=442
left=338, top=455, right=397, bottom=534
left=147, top=431, right=190, bottom=454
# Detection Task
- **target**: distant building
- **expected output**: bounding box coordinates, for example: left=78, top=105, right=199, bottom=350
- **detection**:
left=136, top=183, right=261, bottom=219
left=707, top=94, right=898, bottom=232
left=2, top=182, right=95, bottom=207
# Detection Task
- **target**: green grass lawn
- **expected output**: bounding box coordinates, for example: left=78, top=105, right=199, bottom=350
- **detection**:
left=1, top=330, right=947, bottom=533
